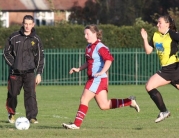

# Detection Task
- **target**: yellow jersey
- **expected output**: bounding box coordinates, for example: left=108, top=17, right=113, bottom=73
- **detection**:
left=149, top=30, right=179, bottom=66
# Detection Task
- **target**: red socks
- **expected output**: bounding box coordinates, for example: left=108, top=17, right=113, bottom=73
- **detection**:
left=74, top=104, right=88, bottom=127
left=111, top=98, right=131, bottom=109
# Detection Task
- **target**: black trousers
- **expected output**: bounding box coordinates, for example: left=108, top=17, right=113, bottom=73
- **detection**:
left=6, top=72, right=38, bottom=120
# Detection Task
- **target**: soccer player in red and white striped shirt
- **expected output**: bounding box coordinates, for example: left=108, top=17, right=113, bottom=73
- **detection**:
left=62, top=24, right=140, bottom=129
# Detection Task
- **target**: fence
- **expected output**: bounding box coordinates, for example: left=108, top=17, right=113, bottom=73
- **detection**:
left=0, top=48, right=160, bottom=86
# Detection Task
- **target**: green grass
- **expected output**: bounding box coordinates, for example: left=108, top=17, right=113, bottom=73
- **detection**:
left=0, top=85, right=179, bottom=138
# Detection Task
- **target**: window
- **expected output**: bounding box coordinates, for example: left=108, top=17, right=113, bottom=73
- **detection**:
left=0, top=12, right=9, bottom=27
left=65, top=11, right=71, bottom=21
left=34, top=12, right=54, bottom=26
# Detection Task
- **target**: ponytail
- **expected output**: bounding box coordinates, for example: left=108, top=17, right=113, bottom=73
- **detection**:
left=161, top=15, right=177, bottom=32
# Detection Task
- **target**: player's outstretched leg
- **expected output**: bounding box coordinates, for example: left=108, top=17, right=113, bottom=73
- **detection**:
left=110, top=96, right=140, bottom=112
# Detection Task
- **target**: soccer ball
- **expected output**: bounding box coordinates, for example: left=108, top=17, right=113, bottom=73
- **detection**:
left=15, top=117, right=30, bottom=130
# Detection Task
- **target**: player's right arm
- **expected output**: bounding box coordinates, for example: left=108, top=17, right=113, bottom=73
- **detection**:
left=3, top=37, right=14, bottom=66
left=69, top=62, right=88, bottom=74
left=141, top=28, right=153, bottom=54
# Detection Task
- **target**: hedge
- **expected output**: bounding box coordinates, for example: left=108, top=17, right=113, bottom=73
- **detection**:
left=0, top=24, right=156, bottom=49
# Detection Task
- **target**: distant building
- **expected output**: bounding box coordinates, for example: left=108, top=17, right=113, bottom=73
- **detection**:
left=0, top=0, right=89, bottom=27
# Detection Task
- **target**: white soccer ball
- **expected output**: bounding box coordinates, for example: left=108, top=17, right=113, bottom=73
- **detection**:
left=15, top=117, right=30, bottom=130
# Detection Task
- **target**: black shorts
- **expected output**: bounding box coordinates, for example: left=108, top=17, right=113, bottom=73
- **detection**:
left=157, top=62, right=179, bottom=84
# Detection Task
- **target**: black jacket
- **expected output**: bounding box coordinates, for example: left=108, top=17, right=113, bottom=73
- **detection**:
left=3, top=26, right=44, bottom=74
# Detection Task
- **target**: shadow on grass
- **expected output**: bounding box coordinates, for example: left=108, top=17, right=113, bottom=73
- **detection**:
left=0, top=125, right=15, bottom=129
left=0, top=120, right=65, bottom=130
left=0, top=120, right=15, bottom=129
left=133, top=127, right=143, bottom=130
left=0, top=120, right=9, bottom=123
left=32, top=125, right=65, bottom=129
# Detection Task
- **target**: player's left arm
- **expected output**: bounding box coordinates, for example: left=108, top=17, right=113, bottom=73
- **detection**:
left=169, top=30, right=179, bottom=42
left=94, top=47, right=114, bottom=77
left=35, top=38, right=45, bottom=85
left=95, top=60, right=112, bottom=76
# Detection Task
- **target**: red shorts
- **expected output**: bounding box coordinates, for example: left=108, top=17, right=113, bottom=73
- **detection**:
left=85, top=77, right=108, bottom=94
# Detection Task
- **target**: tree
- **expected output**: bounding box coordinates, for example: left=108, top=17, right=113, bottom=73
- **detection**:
left=69, top=0, right=100, bottom=25
left=56, top=0, right=179, bottom=26
left=167, top=7, right=179, bottom=30
left=68, top=0, right=160, bottom=26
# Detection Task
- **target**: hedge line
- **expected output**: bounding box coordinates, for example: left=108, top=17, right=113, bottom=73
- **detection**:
left=0, top=24, right=156, bottom=49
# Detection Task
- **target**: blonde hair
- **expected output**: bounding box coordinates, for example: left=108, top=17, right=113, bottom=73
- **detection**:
left=85, top=24, right=102, bottom=39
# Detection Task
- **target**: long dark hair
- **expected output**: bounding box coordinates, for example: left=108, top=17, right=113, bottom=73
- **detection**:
left=160, top=15, right=177, bottom=32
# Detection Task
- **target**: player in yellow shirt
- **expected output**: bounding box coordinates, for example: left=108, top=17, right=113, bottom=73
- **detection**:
left=141, top=15, right=179, bottom=123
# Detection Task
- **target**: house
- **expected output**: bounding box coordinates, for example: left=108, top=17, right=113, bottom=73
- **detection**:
left=0, top=0, right=90, bottom=27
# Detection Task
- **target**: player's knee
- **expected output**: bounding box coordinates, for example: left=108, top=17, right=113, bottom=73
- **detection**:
left=176, top=85, right=179, bottom=90
left=8, top=92, right=18, bottom=98
left=145, top=84, right=151, bottom=92
left=99, top=106, right=108, bottom=110
left=98, top=104, right=109, bottom=110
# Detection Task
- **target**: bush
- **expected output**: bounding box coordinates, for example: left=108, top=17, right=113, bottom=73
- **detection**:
left=0, top=23, right=156, bottom=49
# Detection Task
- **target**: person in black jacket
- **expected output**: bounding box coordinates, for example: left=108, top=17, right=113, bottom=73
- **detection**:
left=3, top=15, right=44, bottom=124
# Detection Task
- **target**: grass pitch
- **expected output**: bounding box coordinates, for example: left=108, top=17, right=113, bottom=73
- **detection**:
left=0, top=85, right=179, bottom=138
